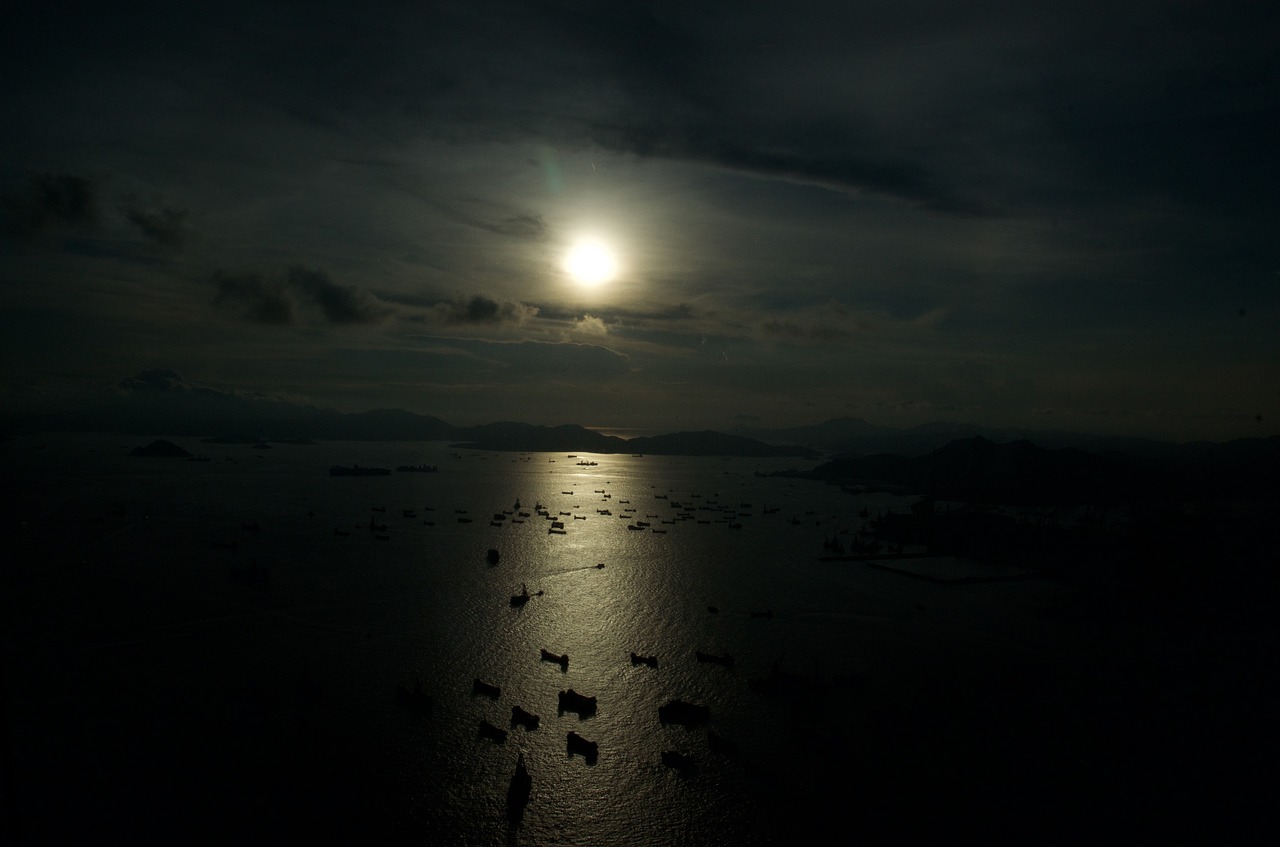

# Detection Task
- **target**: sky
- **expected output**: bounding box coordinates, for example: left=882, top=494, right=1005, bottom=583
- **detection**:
left=2, top=0, right=1277, bottom=441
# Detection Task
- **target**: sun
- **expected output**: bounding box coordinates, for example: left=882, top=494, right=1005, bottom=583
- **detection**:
left=563, top=238, right=618, bottom=287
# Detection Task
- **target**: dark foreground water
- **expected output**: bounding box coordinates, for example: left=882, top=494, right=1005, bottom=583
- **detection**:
left=2, top=435, right=1268, bottom=845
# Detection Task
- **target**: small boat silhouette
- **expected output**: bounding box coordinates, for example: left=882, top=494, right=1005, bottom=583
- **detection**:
left=566, top=731, right=598, bottom=763
left=510, top=705, right=540, bottom=730
left=478, top=719, right=508, bottom=743
left=472, top=678, right=500, bottom=699
left=540, top=648, right=569, bottom=669
left=558, top=688, right=596, bottom=715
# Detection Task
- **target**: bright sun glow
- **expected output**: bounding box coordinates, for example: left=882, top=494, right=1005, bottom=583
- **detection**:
left=563, top=239, right=618, bottom=287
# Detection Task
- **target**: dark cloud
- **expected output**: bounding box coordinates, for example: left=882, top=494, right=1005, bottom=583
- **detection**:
left=211, top=270, right=294, bottom=325
left=286, top=266, right=392, bottom=325
left=125, top=203, right=190, bottom=249
left=433, top=294, right=538, bottom=325
left=3, top=173, right=100, bottom=240
left=211, top=266, right=392, bottom=326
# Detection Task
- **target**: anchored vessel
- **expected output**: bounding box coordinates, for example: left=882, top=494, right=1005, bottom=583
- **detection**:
left=507, top=754, right=532, bottom=820
left=558, top=688, right=597, bottom=715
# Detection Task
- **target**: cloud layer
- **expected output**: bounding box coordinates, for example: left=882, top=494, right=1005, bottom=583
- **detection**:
left=1, top=1, right=1276, bottom=440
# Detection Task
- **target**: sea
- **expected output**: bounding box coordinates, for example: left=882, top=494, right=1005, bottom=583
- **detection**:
left=3, top=433, right=1211, bottom=845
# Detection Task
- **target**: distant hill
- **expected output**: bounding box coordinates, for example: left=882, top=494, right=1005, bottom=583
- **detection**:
left=451, top=422, right=626, bottom=453
left=795, top=434, right=1280, bottom=504
left=732, top=417, right=1174, bottom=457
left=625, top=430, right=817, bottom=457
left=1, top=372, right=815, bottom=456
left=6, top=371, right=1274, bottom=463
left=453, top=425, right=813, bottom=457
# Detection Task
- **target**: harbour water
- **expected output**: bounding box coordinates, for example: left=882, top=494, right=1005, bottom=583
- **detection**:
left=3, top=433, right=1211, bottom=844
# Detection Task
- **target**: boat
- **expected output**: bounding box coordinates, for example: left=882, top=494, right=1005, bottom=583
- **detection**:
left=661, top=750, right=696, bottom=773
left=487, top=548, right=501, bottom=564
left=511, top=583, right=544, bottom=606
left=510, top=705, right=540, bottom=730
left=329, top=465, right=391, bottom=476
left=558, top=688, right=596, bottom=715
left=695, top=650, right=734, bottom=668
left=507, top=753, right=532, bottom=820
left=472, top=678, right=501, bottom=699
left=630, top=652, right=658, bottom=668
left=479, top=719, right=508, bottom=744
left=658, top=698, right=709, bottom=727
left=566, top=731, right=598, bottom=762
left=540, top=649, right=569, bottom=669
